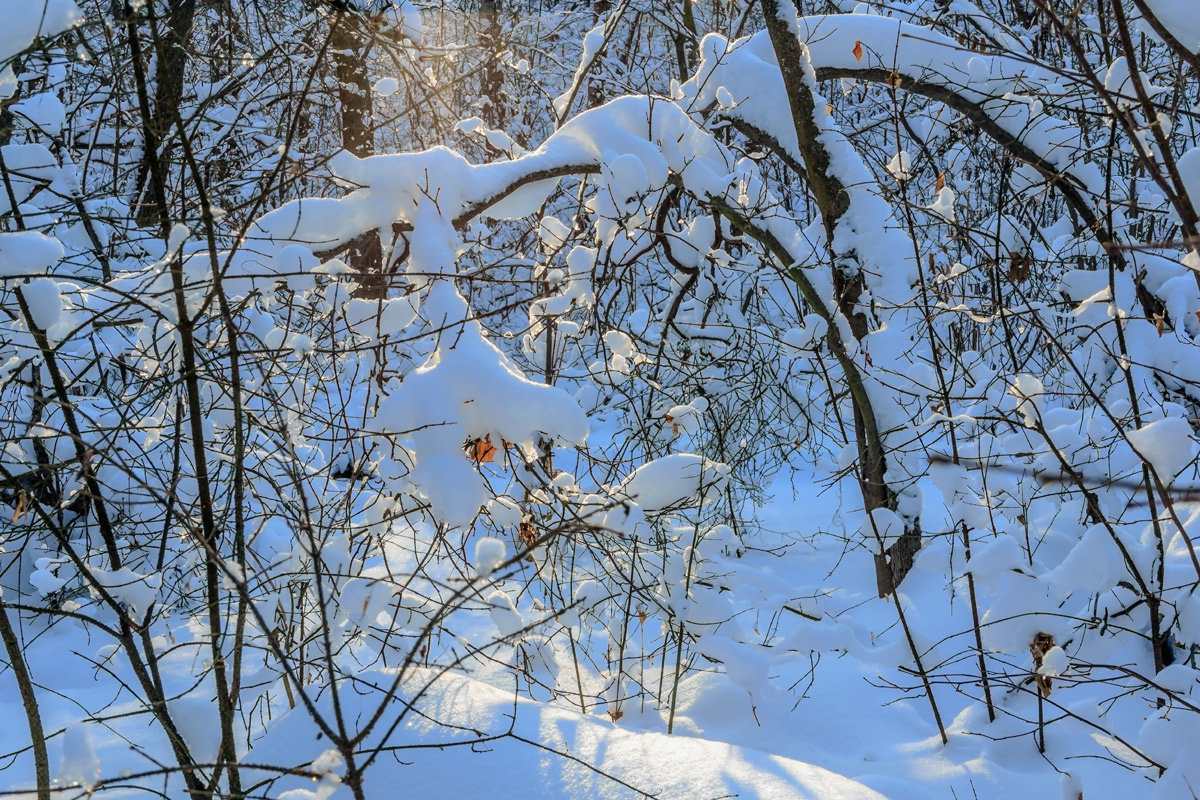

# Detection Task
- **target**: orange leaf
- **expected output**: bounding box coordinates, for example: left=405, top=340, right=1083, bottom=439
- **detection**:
left=935, top=172, right=945, bottom=193
left=852, top=40, right=863, bottom=63
left=467, top=436, right=497, bottom=463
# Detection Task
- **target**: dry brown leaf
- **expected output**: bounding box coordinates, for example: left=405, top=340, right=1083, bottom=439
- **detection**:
left=886, top=69, right=902, bottom=89
left=12, top=489, right=27, bottom=523
left=1007, top=252, right=1031, bottom=283
left=935, top=172, right=945, bottom=193
left=467, top=436, right=497, bottom=463
left=852, top=40, right=864, bottom=63
left=1030, top=632, right=1056, bottom=698
left=519, top=521, right=537, bottom=548
left=608, top=708, right=624, bottom=722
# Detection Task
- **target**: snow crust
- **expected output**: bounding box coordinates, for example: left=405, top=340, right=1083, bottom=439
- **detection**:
left=247, top=668, right=891, bottom=800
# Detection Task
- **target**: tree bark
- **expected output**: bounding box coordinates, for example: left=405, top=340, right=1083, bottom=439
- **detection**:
left=329, top=6, right=385, bottom=297
left=757, top=0, right=918, bottom=595
left=133, top=0, right=197, bottom=228
left=480, top=0, right=505, bottom=127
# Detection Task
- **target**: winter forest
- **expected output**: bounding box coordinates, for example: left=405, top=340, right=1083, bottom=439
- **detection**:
left=5, top=0, right=1200, bottom=797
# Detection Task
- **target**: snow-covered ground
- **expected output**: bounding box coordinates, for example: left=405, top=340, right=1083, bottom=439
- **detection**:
left=2, top=468, right=1173, bottom=799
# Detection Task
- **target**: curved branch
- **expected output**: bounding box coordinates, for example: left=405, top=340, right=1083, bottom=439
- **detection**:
left=815, top=65, right=1113, bottom=244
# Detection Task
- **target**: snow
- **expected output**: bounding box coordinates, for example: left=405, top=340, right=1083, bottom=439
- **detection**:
left=168, top=696, right=222, bottom=766
left=373, top=77, right=398, bottom=97
left=926, top=185, right=956, bottom=221
left=487, top=589, right=525, bottom=637
left=1178, top=145, right=1200, bottom=209
left=474, top=536, right=506, bottom=577
left=88, top=566, right=161, bottom=618
left=1009, top=374, right=1045, bottom=427
left=2, top=463, right=1191, bottom=800
left=56, top=724, right=100, bottom=789
left=554, top=22, right=609, bottom=121
left=1126, top=416, right=1196, bottom=483
left=0, top=230, right=64, bottom=277
left=694, top=634, right=769, bottom=701
left=338, top=578, right=394, bottom=628
left=246, top=667, right=891, bottom=800
left=391, top=0, right=424, bottom=44
left=373, top=285, right=588, bottom=528
left=1044, top=525, right=1123, bottom=595
left=664, top=399, right=706, bottom=435
left=1103, top=57, right=1164, bottom=107
left=5, top=4, right=1200, bottom=800
left=1038, top=646, right=1068, bottom=678
left=277, top=751, right=345, bottom=800
left=487, top=495, right=524, bottom=526
left=0, top=1, right=80, bottom=98
left=11, top=91, right=66, bottom=134
left=614, top=453, right=729, bottom=512
left=29, top=558, right=67, bottom=596
left=886, top=150, right=912, bottom=182
left=344, top=294, right=419, bottom=337
left=1142, top=0, right=1200, bottom=51
left=18, top=277, right=62, bottom=330
left=964, top=534, right=1022, bottom=592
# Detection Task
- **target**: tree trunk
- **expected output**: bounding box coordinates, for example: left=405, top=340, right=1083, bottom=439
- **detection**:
left=757, top=0, right=919, bottom=595
left=480, top=0, right=504, bottom=128
left=587, top=0, right=612, bottom=108
left=133, top=0, right=197, bottom=228
left=330, top=8, right=385, bottom=297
